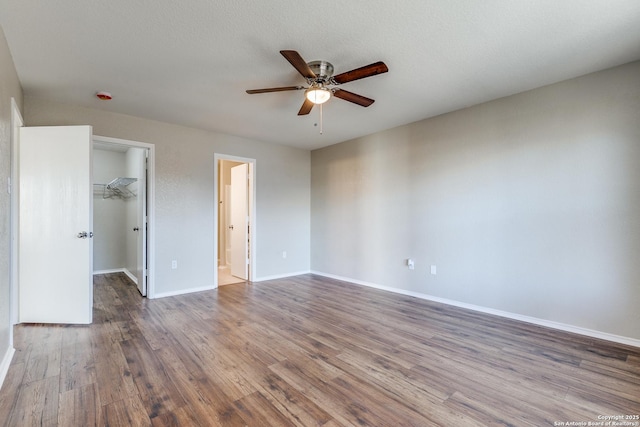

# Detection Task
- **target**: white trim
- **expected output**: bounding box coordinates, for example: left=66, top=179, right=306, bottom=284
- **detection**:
left=93, top=269, right=125, bottom=275
left=253, top=271, right=311, bottom=282
left=93, top=135, right=156, bottom=299
left=154, top=285, right=217, bottom=299
left=122, top=268, right=138, bottom=284
left=10, top=98, right=23, bottom=332
left=93, top=268, right=138, bottom=284
left=213, top=154, right=257, bottom=289
left=0, top=347, right=15, bottom=390
left=310, top=271, right=640, bottom=349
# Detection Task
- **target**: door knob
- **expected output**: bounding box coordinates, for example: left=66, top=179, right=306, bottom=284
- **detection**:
left=229, top=225, right=234, bottom=230
left=77, top=231, right=88, bottom=239
left=133, top=227, right=139, bottom=231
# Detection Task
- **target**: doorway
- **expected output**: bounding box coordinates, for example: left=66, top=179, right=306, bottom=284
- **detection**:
left=215, top=155, right=256, bottom=287
left=11, top=127, right=156, bottom=326
left=93, top=136, right=155, bottom=298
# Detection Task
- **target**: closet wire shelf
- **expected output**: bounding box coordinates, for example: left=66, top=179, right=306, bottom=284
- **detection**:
left=94, top=177, right=137, bottom=199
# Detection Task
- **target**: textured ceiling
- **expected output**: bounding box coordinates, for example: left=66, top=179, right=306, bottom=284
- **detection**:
left=1, top=1, right=639, bottom=150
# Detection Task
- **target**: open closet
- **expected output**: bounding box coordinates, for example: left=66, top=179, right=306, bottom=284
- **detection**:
left=93, top=142, right=148, bottom=296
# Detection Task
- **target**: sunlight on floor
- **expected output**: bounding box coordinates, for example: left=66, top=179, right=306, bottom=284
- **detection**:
left=218, top=266, right=245, bottom=286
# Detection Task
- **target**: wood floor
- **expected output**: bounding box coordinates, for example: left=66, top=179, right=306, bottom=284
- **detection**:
left=1, top=274, right=639, bottom=426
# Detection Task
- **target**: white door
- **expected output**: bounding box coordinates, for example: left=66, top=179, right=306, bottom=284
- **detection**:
left=133, top=149, right=147, bottom=296
left=224, top=184, right=232, bottom=265
left=137, top=163, right=147, bottom=296
left=230, top=164, right=248, bottom=280
left=19, top=125, right=93, bottom=324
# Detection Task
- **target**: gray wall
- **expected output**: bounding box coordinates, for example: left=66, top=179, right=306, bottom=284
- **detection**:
left=311, top=61, right=640, bottom=340
left=25, top=98, right=311, bottom=296
left=0, top=26, right=22, bottom=376
left=93, top=149, right=128, bottom=271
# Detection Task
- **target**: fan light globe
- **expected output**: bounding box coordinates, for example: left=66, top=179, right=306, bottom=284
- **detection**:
left=305, top=87, right=331, bottom=104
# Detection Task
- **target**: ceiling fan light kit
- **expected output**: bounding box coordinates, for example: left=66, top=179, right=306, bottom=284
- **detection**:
left=246, top=50, right=388, bottom=121
left=305, top=86, right=331, bottom=104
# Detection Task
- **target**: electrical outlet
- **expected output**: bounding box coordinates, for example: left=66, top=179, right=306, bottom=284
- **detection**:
left=282, top=251, right=287, bottom=259
left=171, top=260, right=178, bottom=269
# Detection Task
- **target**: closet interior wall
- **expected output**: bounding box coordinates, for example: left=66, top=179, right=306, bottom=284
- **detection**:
left=93, top=147, right=142, bottom=280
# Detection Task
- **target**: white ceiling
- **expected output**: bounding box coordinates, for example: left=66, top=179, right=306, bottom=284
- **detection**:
left=1, top=1, right=639, bottom=150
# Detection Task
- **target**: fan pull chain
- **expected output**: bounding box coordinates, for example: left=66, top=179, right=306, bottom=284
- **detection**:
left=319, top=103, right=323, bottom=135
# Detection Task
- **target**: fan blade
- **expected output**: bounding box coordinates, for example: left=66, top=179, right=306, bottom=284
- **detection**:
left=297, top=98, right=314, bottom=115
left=280, top=50, right=316, bottom=79
left=333, top=89, right=375, bottom=107
left=246, top=86, right=303, bottom=94
left=332, top=61, right=388, bottom=84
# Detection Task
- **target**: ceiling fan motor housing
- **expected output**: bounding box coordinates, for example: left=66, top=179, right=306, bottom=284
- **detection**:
left=308, top=60, right=334, bottom=82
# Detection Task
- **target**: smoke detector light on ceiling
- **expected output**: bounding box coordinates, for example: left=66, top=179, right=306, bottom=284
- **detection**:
left=96, top=91, right=112, bottom=100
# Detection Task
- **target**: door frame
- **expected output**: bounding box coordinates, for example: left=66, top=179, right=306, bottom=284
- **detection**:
left=93, top=135, right=156, bottom=298
left=10, top=98, right=23, bottom=328
left=214, top=154, right=256, bottom=287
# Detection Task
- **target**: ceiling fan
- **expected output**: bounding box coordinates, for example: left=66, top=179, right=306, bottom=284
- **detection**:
left=246, top=50, right=389, bottom=116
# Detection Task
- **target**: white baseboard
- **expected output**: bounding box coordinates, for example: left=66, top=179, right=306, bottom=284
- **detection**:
left=310, top=271, right=640, bottom=348
left=122, top=269, right=138, bottom=285
left=154, top=285, right=217, bottom=299
left=0, top=347, right=15, bottom=391
left=93, top=268, right=124, bottom=275
left=253, top=270, right=311, bottom=282
left=93, top=268, right=138, bottom=285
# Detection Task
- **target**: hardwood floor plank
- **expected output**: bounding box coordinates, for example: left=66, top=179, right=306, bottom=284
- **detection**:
left=2, top=273, right=639, bottom=425
left=92, top=341, right=138, bottom=406
left=59, top=326, right=96, bottom=392
left=332, top=346, right=451, bottom=402
left=564, top=388, right=640, bottom=419
left=154, top=346, right=247, bottom=426
left=187, top=329, right=337, bottom=426
left=119, top=337, right=186, bottom=419
left=579, top=358, right=640, bottom=384
left=445, top=390, right=538, bottom=426
left=149, top=406, right=202, bottom=427
left=326, top=354, right=477, bottom=426
left=100, top=394, right=151, bottom=427
left=326, top=373, right=439, bottom=427
left=22, top=326, right=63, bottom=385
left=0, top=361, right=26, bottom=425
left=234, top=390, right=298, bottom=427
left=176, top=327, right=258, bottom=401
left=499, top=344, right=640, bottom=405
left=58, top=383, right=100, bottom=427
left=7, top=375, right=59, bottom=427
left=254, top=371, right=335, bottom=427
left=129, top=311, right=173, bottom=352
